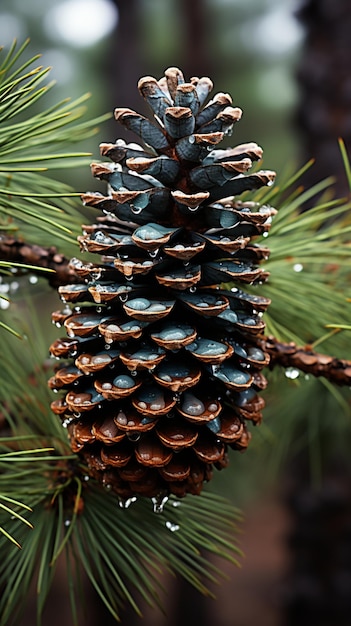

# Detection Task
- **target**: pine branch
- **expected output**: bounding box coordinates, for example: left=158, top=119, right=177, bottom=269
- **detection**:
left=0, top=235, right=78, bottom=287
left=261, top=335, right=351, bottom=385
left=0, top=40, right=111, bottom=251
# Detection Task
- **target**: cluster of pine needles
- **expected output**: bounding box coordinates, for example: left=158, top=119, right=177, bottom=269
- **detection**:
left=0, top=40, right=351, bottom=625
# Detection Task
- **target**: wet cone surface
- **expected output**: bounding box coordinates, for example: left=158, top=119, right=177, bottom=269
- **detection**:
left=49, top=67, right=276, bottom=501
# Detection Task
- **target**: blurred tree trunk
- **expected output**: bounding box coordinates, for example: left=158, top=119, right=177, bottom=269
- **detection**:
left=178, top=0, right=213, bottom=77
left=105, top=0, right=148, bottom=137
left=296, top=0, right=351, bottom=197
left=107, top=0, right=213, bottom=112
left=282, top=461, right=351, bottom=626
left=286, top=2, right=351, bottom=623
left=286, top=4, right=351, bottom=614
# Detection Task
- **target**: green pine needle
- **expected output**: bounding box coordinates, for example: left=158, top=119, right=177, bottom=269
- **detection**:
left=0, top=312, right=243, bottom=625
left=248, top=158, right=351, bottom=355
left=0, top=40, right=111, bottom=253
left=0, top=39, right=112, bottom=336
left=259, top=372, right=351, bottom=487
left=338, top=138, right=351, bottom=190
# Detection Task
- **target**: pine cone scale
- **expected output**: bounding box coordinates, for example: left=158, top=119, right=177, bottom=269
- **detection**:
left=49, top=67, right=276, bottom=500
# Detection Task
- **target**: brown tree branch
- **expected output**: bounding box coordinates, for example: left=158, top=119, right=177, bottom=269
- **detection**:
left=2, top=236, right=351, bottom=386
left=0, top=235, right=78, bottom=288
left=261, top=336, right=351, bottom=386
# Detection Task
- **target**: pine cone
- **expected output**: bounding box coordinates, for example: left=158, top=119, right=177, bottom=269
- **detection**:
left=49, top=67, right=276, bottom=502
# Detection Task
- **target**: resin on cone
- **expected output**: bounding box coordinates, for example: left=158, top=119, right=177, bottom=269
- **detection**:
left=49, top=67, right=276, bottom=501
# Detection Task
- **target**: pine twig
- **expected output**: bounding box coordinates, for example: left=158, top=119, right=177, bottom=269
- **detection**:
left=261, top=335, right=351, bottom=385
left=0, top=235, right=78, bottom=287
left=2, top=234, right=351, bottom=388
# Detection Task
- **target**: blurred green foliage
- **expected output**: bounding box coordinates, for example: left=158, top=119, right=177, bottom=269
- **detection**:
left=0, top=0, right=303, bottom=178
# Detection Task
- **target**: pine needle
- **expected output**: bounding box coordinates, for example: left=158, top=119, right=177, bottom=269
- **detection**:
left=248, top=159, right=351, bottom=354
left=0, top=306, right=243, bottom=624
left=0, top=40, right=110, bottom=253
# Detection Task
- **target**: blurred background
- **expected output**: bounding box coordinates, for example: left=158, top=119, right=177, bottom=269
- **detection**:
left=2, top=0, right=351, bottom=624
left=0, top=0, right=304, bottom=178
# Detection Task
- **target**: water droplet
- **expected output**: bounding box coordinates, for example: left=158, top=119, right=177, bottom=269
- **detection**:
left=171, top=500, right=181, bottom=508
left=116, top=410, right=128, bottom=426
left=181, top=392, right=205, bottom=416
left=206, top=416, right=221, bottom=434
left=285, top=367, right=300, bottom=380
left=188, top=338, right=227, bottom=357
left=64, top=519, right=71, bottom=527
left=262, top=232, right=269, bottom=238
left=189, top=286, right=197, bottom=293
left=29, top=275, right=39, bottom=284
left=0, top=299, right=10, bottom=310
left=160, top=374, right=172, bottom=382
left=149, top=303, right=167, bottom=312
left=118, top=496, right=137, bottom=509
left=127, top=432, right=141, bottom=442
left=91, top=269, right=102, bottom=282
left=83, top=475, right=90, bottom=481
left=208, top=402, right=218, bottom=412
left=149, top=249, right=159, bottom=258
left=247, top=347, right=265, bottom=361
left=62, top=418, right=74, bottom=428
left=152, top=493, right=169, bottom=514
left=166, top=521, right=180, bottom=532
left=102, top=382, right=113, bottom=390
left=113, top=374, right=135, bottom=389
left=150, top=401, right=164, bottom=410
left=293, top=263, right=304, bottom=273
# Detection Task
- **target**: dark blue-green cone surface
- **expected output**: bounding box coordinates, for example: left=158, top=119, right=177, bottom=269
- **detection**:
left=49, top=67, right=276, bottom=500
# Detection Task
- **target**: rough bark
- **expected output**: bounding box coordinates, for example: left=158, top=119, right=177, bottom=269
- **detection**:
left=261, top=336, right=351, bottom=386
left=0, top=236, right=78, bottom=288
